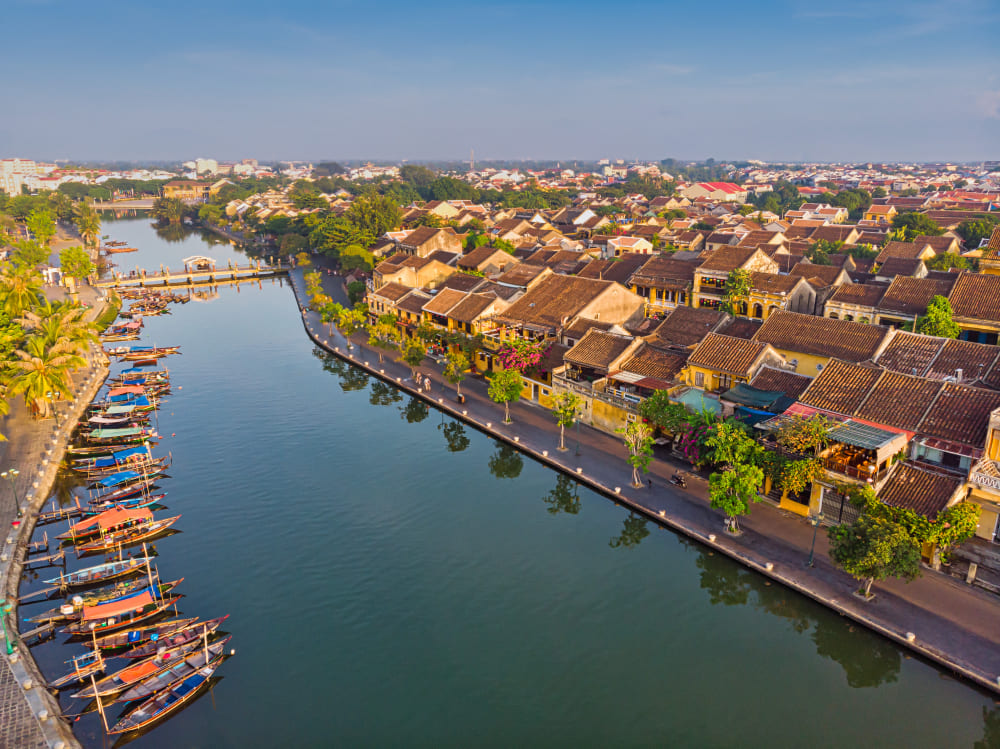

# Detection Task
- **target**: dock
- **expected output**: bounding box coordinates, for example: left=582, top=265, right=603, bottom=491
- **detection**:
left=96, top=261, right=288, bottom=289
left=37, top=498, right=83, bottom=526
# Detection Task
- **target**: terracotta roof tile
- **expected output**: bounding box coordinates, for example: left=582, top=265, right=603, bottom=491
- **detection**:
left=750, top=271, right=801, bottom=294
left=438, top=273, right=487, bottom=293
left=370, top=282, right=413, bottom=302
left=687, top=333, right=768, bottom=376
left=697, top=246, right=758, bottom=273
left=926, top=338, right=1000, bottom=382
left=788, top=262, right=845, bottom=286
left=645, top=306, right=727, bottom=348
left=564, top=330, right=635, bottom=371
left=578, top=253, right=649, bottom=284
left=876, top=240, right=931, bottom=262
left=617, top=344, right=687, bottom=382
left=798, top=359, right=883, bottom=414
left=877, top=257, right=925, bottom=277
left=749, top=367, right=812, bottom=400
left=948, top=273, right=1000, bottom=323
left=878, top=276, right=957, bottom=316
left=396, top=290, right=432, bottom=314
left=422, top=288, right=468, bottom=316
left=718, top=317, right=763, bottom=340
left=495, top=275, right=616, bottom=331
left=855, top=370, right=942, bottom=432
left=918, top=382, right=1000, bottom=446
left=875, top=331, right=944, bottom=377
left=495, top=263, right=548, bottom=288
left=879, top=462, right=962, bottom=518
left=447, top=292, right=497, bottom=323
left=753, top=311, right=889, bottom=362
left=828, top=283, right=887, bottom=308
left=628, top=256, right=698, bottom=288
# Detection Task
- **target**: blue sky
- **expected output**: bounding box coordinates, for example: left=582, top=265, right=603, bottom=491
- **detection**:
left=4, top=0, right=999, bottom=162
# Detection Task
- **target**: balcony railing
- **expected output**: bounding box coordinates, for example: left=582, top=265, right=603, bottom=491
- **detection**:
left=552, top=373, right=640, bottom=413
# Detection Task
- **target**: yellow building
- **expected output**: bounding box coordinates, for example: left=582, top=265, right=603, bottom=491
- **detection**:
left=752, top=311, right=891, bottom=376
left=682, top=333, right=787, bottom=393
left=693, top=247, right=778, bottom=311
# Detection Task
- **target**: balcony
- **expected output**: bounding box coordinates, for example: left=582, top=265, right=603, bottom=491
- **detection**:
left=553, top=371, right=640, bottom=414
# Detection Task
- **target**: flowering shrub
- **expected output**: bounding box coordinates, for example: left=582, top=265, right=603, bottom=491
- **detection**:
left=677, top=423, right=712, bottom=466
left=497, top=338, right=549, bottom=373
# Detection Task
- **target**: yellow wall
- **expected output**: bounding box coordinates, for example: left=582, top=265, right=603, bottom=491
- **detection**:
left=591, top=398, right=630, bottom=434
left=768, top=347, right=828, bottom=376
left=968, top=487, right=1000, bottom=541
left=683, top=364, right=747, bottom=392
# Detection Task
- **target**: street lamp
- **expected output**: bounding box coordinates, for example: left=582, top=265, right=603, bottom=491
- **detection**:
left=2, top=469, right=21, bottom=518
left=0, top=599, right=13, bottom=655
left=806, top=513, right=824, bottom=567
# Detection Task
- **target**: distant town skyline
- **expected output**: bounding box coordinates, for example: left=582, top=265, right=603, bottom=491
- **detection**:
left=4, top=0, right=998, bottom=162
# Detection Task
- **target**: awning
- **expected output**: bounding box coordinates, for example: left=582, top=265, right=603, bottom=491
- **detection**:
left=82, top=590, right=154, bottom=621
left=919, top=437, right=983, bottom=460
left=109, top=386, right=145, bottom=397
left=68, top=506, right=152, bottom=536
left=105, top=405, right=137, bottom=416
left=89, top=427, right=144, bottom=439
left=94, top=470, right=143, bottom=488
left=609, top=372, right=674, bottom=391
left=720, top=383, right=786, bottom=410
left=828, top=421, right=908, bottom=462
left=673, top=388, right=722, bottom=415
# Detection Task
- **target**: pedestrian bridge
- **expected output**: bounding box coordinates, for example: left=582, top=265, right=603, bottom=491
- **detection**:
left=95, top=261, right=288, bottom=288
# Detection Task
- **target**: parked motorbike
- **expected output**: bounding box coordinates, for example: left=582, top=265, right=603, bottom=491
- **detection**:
left=670, top=472, right=687, bottom=488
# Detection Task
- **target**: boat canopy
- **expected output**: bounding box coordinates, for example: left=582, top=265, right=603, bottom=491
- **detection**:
left=90, top=427, right=144, bottom=438
left=104, top=405, right=137, bottom=416
left=93, top=470, right=143, bottom=487
left=82, top=590, right=154, bottom=621
left=64, top=506, right=152, bottom=536
left=109, top=386, right=145, bottom=397
left=91, top=446, right=151, bottom=468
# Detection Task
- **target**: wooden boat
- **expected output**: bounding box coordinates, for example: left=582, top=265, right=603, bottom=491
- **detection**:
left=89, top=492, right=166, bottom=515
left=86, top=414, right=146, bottom=429
left=76, top=457, right=168, bottom=483
left=116, top=367, right=170, bottom=383
left=105, top=345, right=179, bottom=358
left=119, top=349, right=178, bottom=362
left=44, top=557, right=149, bottom=590
left=87, top=471, right=160, bottom=503
left=87, top=394, right=159, bottom=414
left=75, top=514, right=181, bottom=555
left=48, top=650, right=106, bottom=690
left=78, top=426, right=157, bottom=446
left=73, top=632, right=225, bottom=699
left=58, top=506, right=155, bottom=542
left=26, top=579, right=182, bottom=624
left=108, top=658, right=224, bottom=735
left=91, top=617, right=198, bottom=652
left=105, top=246, right=138, bottom=254
left=121, top=615, right=229, bottom=660
left=62, top=592, right=183, bottom=637
left=115, top=637, right=231, bottom=703
left=72, top=444, right=158, bottom=474
left=100, top=333, right=140, bottom=343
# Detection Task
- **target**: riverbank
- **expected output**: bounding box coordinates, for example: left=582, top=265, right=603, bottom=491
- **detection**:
left=288, top=267, right=1000, bottom=699
left=0, top=283, right=114, bottom=749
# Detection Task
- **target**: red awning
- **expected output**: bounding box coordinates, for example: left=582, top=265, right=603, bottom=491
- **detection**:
left=109, top=386, right=145, bottom=397
left=82, top=591, right=154, bottom=621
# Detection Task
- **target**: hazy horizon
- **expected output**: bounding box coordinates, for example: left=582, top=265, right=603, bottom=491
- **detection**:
left=4, top=0, right=998, bottom=163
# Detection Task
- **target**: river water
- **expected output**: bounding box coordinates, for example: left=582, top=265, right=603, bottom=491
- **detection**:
left=18, top=217, right=1000, bottom=748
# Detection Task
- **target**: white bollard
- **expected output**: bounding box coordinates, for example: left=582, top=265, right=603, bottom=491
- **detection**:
left=905, top=632, right=916, bottom=643
left=765, top=563, right=774, bottom=572
left=708, top=534, right=716, bottom=542
left=576, top=467, right=583, bottom=474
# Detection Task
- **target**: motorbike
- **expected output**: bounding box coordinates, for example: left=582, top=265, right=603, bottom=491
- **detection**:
left=670, top=472, right=687, bottom=488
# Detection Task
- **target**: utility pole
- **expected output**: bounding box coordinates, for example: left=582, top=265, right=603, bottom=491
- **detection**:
left=470, top=148, right=475, bottom=172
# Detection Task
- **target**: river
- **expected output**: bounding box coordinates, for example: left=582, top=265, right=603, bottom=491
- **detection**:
left=18, top=216, right=1000, bottom=748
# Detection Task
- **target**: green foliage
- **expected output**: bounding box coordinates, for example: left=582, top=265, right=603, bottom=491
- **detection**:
left=73, top=203, right=101, bottom=247
left=916, top=295, right=960, bottom=339
left=721, top=268, right=751, bottom=316
left=828, top=515, right=921, bottom=597
left=346, top=189, right=402, bottom=238
left=776, top=414, right=833, bottom=454
left=552, top=391, right=582, bottom=450
left=891, top=211, right=943, bottom=240
left=955, top=217, right=997, bottom=249
left=779, top=458, right=825, bottom=497
left=26, top=209, right=56, bottom=247
left=11, top=240, right=49, bottom=268
left=750, top=180, right=805, bottom=215
left=347, top=281, right=367, bottom=306
left=704, top=421, right=759, bottom=469
left=340, top=243, right=375, bottom=272
left=429, top=177, right=476, bottom=201
left=399, top=165, right=438, bottom=195
left=488, top=443, right=524, bottom=479
left=151, top=197, right=189, bottom=224
left=443, top=349, right=469, bottom=396
left=931, top=503, right=981, bottom=558
left=616, top=421, right=655, bottom=486
left=488, top=367, right=523, bottom=423
left=637, top=390, right=688, bottom=435
left=312, top=162, right=345, bottom=177
left=400, top=340, right=426, bottom=373
left=829, top=188, right=872, bottom=217
left=709, top=467, right=764, bottom=532
left=925, top=252, right=969, bottom=271
left=59, top=246, right=95, bottom=281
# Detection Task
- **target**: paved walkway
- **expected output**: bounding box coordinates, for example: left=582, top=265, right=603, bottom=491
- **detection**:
left=0, top=273, right=108, bottom=749
left=293, top=266, right=1000, bottom=696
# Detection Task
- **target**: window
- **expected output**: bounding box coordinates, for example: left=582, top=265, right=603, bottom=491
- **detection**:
left=694, top=371, right=705, bottom=387
left=716, top=374, right=732, bottom=392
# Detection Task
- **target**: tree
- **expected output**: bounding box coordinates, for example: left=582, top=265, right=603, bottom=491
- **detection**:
left=443, top=349, right=469, bottom=398
left=59, top=246, right=95, bottom=286
left=368, top=314, right=402, bottom=362
left=617, top=421, right=654, bottom=487
left=400, top=340, right=426, bottom=378
left=552, top=392, right=582, bottom=451
left=721, top=268, right=751, bottom=316
left=26, top=208, right=56, bottom=247
left=496, top=337, right=547, bottom=372
left=776, top=414, right=833, bottom=455
left=955, top=218, right=997, bottom=250
left=488, top=443, right=523, bottom=479
left=929, top=502, right=981, bottom=563
left=347, top=281, right=367, bottom=306
left=346, top=189, right=402, bottom=238
left=488, top=367, right=522, bottom=424
left=11, top=239, right=49, bottom=268
left=828, top=514, right=921, bottom=598
left=637, top=390, right=688, bottom=436
left=340, top=243, right=375, bottom=272
left=543, top=474, right=580, bottom=515
left=0, top=264, right=43, bottom=316
left=609, top=513, right=650, bottom=548
left=704, top=421, right=760, bottom=469
left=73, top=203, right=101, bottom=248
left=709, top=467, right=764, bottom=533
left=891, top=212, right=943, bottom=240
left=916, top=295, right=960, bottom=339
left=150, top=197, right=187, bottom=224
left=926, top=252, right=969, bottom=272
left=337, top=306, right=367, bottom=345
left=7, top=336, right=84, bottom=417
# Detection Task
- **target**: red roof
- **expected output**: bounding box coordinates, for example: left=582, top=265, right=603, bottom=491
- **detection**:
left=698, top=182, right=743, bottom=194
left=82, top=590, right=154, bottom=621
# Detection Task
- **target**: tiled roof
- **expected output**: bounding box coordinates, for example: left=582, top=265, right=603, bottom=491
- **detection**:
left=447, top=292, right=497, bottom=323
left=458, top=244, right=508, bottom=269
left=876, top=240, right=930, bottom=262
left=645, top=306, right=727, bottom=348
left=697, top=245, right=758, bottom=272
left=438, top=273, right=487, bottom=293
left=629, top=256, right=698, bottom=288
left=563, top=317, right=614, bottom=340
left=855, top=370, right=942, bottom=432
left=422, top=288, right=468, bottom=316
left=877, top=257, right=925, bottom=277
left=718, top=317, right=763, bottom=340
left=495, top=263, right=547, bottom=288
left=495, top=275, right=614, bottom=330
left=564, top=330, right=635, bottom=370
left=750, top=271, right=801, bottom=294
left=879, top=462, right=962, bottom=518
left=370, top=281, right=412, bottom=302
left=878, top=276, right=956, bottom=316
left=829, top=283, right=886, bottom=308
left=687, top=333, right=768, bottom=376
left=396, top=290, right=432, bottom=314
left=788, top=262, right=845, bottom=286
left=749, top=367, right=812, bottom=400
left=578, top=253, right=650, bottom=284
left=753, top=311, right=889, bottom=362
left=918, top=382, right=1000, bottom=446
left=948, top=273, right=1000, bottom=323
left=798, top=359, right=884, bottom=414
left=875, top=331, right=944, bottom=377
left=617, top=344, right=688, bottom=382
left=926, top=338, right=1000, bottom=382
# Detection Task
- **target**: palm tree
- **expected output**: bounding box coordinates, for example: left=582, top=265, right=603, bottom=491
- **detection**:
left=17, top=302, right=97, bottom=354
left=7, top=337, right=84, bottom=418
left=73, top=203, right=101, bottom=248
left=0, top=264, right=44, bottom=317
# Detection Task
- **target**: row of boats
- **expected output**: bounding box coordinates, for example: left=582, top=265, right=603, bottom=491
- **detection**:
left=20, top=291, right=233, bottom=740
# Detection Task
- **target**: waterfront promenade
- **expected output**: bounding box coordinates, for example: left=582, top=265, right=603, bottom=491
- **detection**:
left=0, top=279, right=109, bottom=749
left=291, top=267, right=1000, bottom=698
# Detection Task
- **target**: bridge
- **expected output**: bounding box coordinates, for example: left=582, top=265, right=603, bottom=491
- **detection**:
left=95, top=260, right=289, bottom=289
left=92, top=199, right=156, bottom=210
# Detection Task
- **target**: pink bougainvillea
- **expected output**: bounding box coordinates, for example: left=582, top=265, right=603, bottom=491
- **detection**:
left=498, top=338, right=550, bottom=373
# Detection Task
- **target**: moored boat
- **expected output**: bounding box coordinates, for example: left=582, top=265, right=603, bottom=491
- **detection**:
left=115, top=637, right=231, bottom=703
left=75, top=514, right=181, bottom=555
left=48, top=649, right=107, bottom=690
left=62, top=591, right=183, bottom=637
left=91, top=617, right=198, bottom=652
left=108, top=658, right=223, bottom=735
left=26, top=579, right=182, bottom=625
left=44, top=557, right=149, bottom=590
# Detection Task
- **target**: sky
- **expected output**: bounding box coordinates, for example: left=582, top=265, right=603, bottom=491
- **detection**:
left=3, top=0, right=999, bottom=163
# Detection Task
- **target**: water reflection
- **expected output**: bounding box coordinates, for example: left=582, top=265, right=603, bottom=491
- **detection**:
left=312, top=348, right=369, bottom=391
left=400, top=397, right=429, bottom=424
left=439, top=421, right=470, bottom=453
left=154, top=223, right=191, bottom=244
left=488, top=443, right=523, bottom=479
left=975, top=706, right=1000, bottom=749
left=543, top=474, right=580, bottom=515
left=682, top=540, right=902, bottom=688
left=369, top=381, right=402, bottom=407
left=609, top=513, right=649, bottom=548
